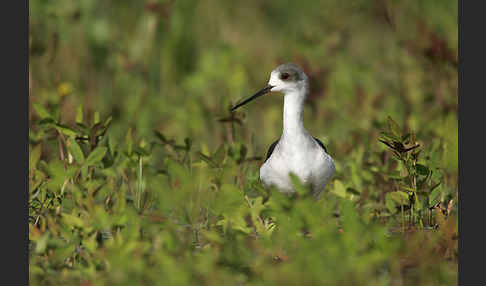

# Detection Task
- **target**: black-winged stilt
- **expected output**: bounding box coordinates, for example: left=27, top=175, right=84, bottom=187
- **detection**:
left=231, top=63, right=335, bottom=197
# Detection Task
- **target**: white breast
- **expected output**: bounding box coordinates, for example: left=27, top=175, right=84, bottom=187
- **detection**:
left=259, top=138, right=335, bottom=196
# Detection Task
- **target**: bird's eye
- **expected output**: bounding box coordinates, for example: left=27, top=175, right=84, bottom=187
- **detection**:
left=280, top=72, right=290, bottom=80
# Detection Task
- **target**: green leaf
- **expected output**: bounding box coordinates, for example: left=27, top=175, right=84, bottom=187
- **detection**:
left=76, top=105, right=83, bottom=124
left=33, top=102, right=53, bottom=119
left=84, top=147, right=107, bottom=167
left=415, top=193, right=426, bottom=211
left=429, top=181, right=441, bottom=192
left=103, top=116, right=112, bottom=128
left=90, top=122, right=104, bottom=138
left=154, top=130, right=168, bottom=143
left=212, top=184, right=243, bottom=215
left=289, top=173, right=309, bottom=196
left=201, top=230, right=223, bottom=244
left=35, top=233, right=49, bottom=254
left=29, top=144, right=42, bottom=171
left=331, top=180, right=347, bottom=198
left=55, top=124, right=78, bottom=137
left=429, top=187, right=442, bottom=207
left=401, top=186, right=415, bottom=194
left=107, top=134, right=117, bottom=156
left=402, top=133, right=411, bottom=142
left=83, top=232, right=98, bottom=253
left=387, top=116, right=402, bottom=139
left=93, top=111, right=100, bottom=125
left=387, top=191, right=409, bottom=206
left=75, top=123, right=90, bottom=136
left=379, top=131, right=397, bottom=142
left=67, top=137, right=85, bottom=164
left=416, top=164, right=430, bottom=176
left=198, top=152, right=218, bottom=168
left=61, top=213, right=85, bottom=228
left=133, top=145, right=150, bottom=157
left=346, top=187, right=361, bottom=196
left=385, top=196, right=396, bottom=213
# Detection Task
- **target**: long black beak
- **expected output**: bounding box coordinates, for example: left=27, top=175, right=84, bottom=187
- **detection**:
left=230, top=85, right=274, bottom=112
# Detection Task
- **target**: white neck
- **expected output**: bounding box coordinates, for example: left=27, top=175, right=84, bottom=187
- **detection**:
left=282, top=88, right=307, bottom=139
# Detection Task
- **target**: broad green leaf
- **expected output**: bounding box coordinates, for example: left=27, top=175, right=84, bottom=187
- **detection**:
left=33, top=102, right=53, bottom=119
left=84, top=147, right=107, bottom=167
left=67, top=137, right=85, bottom=164
left=46, top=160, right=66, bottom=178
left=331, top=180, right=347, bottom=198
left=55, top=124, right=78, bottom=137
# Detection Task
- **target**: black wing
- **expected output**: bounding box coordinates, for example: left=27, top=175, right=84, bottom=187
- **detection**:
left=264, top=139, right=279, bottom=163
left=313, top=137, right=328, bottom=153
left=265, top=138, right=327, bottom=163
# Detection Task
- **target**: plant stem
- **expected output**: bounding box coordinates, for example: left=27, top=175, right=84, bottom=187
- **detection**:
left=137, top=155, right=143, bottom=211
left=401, top=205, right=405, bottom=233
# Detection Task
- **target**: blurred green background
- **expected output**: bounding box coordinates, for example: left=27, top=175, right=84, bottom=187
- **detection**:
left=30, top=0, right=457, bottom=166
left=29, top=0, right=458, bottom=285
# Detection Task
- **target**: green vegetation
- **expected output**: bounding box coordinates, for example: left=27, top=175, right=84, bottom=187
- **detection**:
left=29, top=0, right=458, bottom=285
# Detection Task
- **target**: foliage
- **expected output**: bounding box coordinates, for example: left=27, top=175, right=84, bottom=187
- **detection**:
left=379, top=116, right=455, bottom=231
left=29, top=0, right=457, bottom=285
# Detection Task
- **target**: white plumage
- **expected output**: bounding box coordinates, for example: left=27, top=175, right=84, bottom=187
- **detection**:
left=231, top=63, right=335, bottom=197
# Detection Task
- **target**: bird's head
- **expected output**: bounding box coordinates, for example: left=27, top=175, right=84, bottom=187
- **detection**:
left=268, top=63, right=308, bottom=94
left=231, top=63, right=308, bottom=112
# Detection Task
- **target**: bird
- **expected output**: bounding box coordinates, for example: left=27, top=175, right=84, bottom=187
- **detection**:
left=231, top=63, right=335, bottom=197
